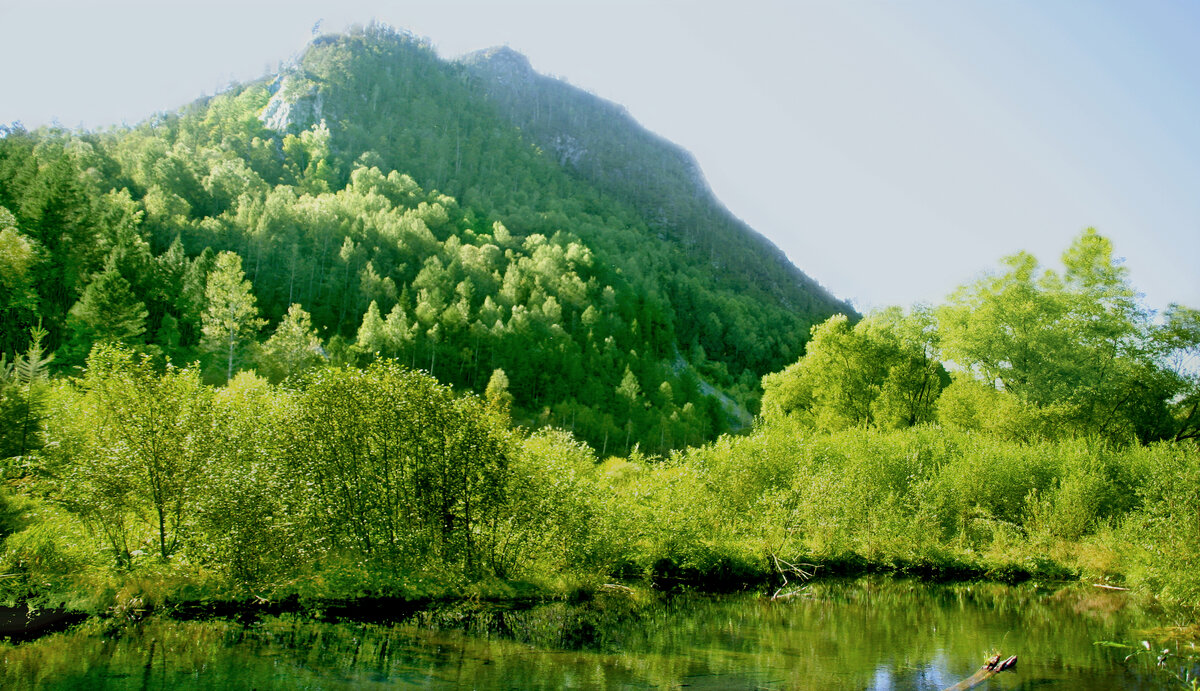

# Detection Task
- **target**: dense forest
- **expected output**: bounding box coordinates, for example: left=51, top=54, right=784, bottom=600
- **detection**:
left=0, top=23, right=1198, bottom=625
left=0, top=24, right=851, bottom=457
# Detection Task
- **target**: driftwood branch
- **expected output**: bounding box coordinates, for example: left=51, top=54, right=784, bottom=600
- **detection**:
left=600, top=583, right=633, bottom=593
left=942, top=654, right=1017, bottom=691
left=769, top=554, right=816, bottom=600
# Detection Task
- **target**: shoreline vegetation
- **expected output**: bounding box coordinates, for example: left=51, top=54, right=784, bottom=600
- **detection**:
left=0, top=352, right=1196, bottom=633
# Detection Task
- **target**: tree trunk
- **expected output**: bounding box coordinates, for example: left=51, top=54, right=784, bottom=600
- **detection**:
left=158, top=507, right=168, bottom=561
left=227, top=330, right=235, bottom=382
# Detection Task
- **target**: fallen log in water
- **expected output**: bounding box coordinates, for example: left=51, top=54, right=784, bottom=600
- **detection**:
left=942, top=653, right=1017, bottom=691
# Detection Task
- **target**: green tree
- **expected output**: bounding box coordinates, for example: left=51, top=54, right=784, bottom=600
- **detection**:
left=869, top=306, right=945, bottom=428
left=761, top=309, right=945, bottom=431
left=72, top=345, right=215, bottom=562
left=0, top=131, right=105, bottom=349
left=938, top=229, right=1183, bottom=441
left=355, top=299, right=388, bottom=355
left=485, top=367, right=513, bottom=415
left=256, top=303, right=324, bottom=383
left=0, top=322, right=54, bottom=460
left=1159, top=304, right=1200, bottom=442
left=289, top=362, right=510, bottom=575
left=194, top=371, right=302, bottom=584
left=202, top=251, right=266, bottom=381
left=66, top=256, right=149, bottom=354
left=617, top=366, right=641, bottom=405
left=0, top=205, right=39, bottom=315
left=486, top=429, right=598, bottom=578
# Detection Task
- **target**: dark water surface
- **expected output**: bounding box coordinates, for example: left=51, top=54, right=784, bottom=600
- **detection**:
left=0, top=578, right=1181, bottom=689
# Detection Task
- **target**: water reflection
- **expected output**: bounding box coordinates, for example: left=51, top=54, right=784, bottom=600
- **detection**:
left=0, top=578, right=1178, bottom=690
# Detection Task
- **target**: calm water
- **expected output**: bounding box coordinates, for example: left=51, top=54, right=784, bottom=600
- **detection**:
left=0, top=578, right=1183, bottom=690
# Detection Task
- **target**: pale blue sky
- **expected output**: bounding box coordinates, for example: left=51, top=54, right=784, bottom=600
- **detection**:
left=2, top=1, right=1196, bottom=313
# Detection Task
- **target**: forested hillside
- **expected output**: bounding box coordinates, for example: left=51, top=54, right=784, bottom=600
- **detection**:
left=458, top=46, right=833, bottom=315
left=0, top=24, right=850, bottom=455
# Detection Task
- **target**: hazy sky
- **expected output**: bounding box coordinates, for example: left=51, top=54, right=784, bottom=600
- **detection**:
left=2, top=1, right=1197, bottom=313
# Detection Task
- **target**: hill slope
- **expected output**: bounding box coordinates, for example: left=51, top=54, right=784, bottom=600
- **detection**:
left=0, top=24, right=851, bottom=454
left=459, top=46, right=839, bottom=315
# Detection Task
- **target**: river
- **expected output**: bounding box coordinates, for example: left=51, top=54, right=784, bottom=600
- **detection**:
left=0, top=577, right=1184, bottom=689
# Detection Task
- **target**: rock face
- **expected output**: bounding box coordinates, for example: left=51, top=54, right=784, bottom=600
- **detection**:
left=550, top=133, right=587, bottom=167
left=260, top=74, right=323, bottom=133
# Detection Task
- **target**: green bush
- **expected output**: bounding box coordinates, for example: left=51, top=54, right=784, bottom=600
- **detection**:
left=1120, top=443, right=1200, bottom=608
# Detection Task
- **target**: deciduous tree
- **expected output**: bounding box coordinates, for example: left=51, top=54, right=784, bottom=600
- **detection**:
left=202, top=251, right=265, bottom=381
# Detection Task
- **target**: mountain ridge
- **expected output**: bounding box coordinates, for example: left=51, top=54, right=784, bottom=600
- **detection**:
left=259, top=32, right=849, bottom=320
left=0, top=23, right=853, bottom=453
left=457, top=44, right=845, bottom=315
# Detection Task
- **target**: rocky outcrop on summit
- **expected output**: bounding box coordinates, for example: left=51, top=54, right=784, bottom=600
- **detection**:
left=260, top=74, right=324, bottom=132
left=460, top=46, right=537, bottom=88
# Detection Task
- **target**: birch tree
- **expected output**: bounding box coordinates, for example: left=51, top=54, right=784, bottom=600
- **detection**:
left=202, top=251, right=265, bottom=381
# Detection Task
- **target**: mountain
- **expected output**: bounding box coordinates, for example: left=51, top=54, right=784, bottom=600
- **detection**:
left=458, top=46, right=838, bottom=315
left=0, top=23, right=852, bottom=455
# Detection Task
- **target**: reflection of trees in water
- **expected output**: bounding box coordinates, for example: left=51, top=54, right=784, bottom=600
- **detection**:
left=0, top=578, right=1171, bottom=690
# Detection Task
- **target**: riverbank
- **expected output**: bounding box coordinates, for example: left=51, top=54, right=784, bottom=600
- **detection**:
left=0, top=544, right=1161, bottom=646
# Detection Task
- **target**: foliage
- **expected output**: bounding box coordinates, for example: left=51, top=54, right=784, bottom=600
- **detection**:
left=1160, top=304, right=1200, bottom=442
left=1120, top=443, right=1200, bottom=609
left=0, top=25, right=854, bottom=454
left=761, top=307, right=945, bottom=431
left=65, top=256, right=148, bottom=356
left=0, top=341, right=1193, bottom=619
left=938, top=229, right=1189, bottom=442
left=254, top=303, right=324, bottom=383
left=0, top=26, right=1198, bottom=624
left=0, top=204, right=39, bottom=316
left=765, top=229, right=1196, bottom=446
left=50, top=345, right=215, bottom=564
left=202, top=251, right=265, bottom=382
left=287, top=361, right=511, bottom=577
left=488, top=429, right=599, bottom=578
left=192, top=371, right=301, bottom=585
left=0, top=321, right=54, bottom=460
